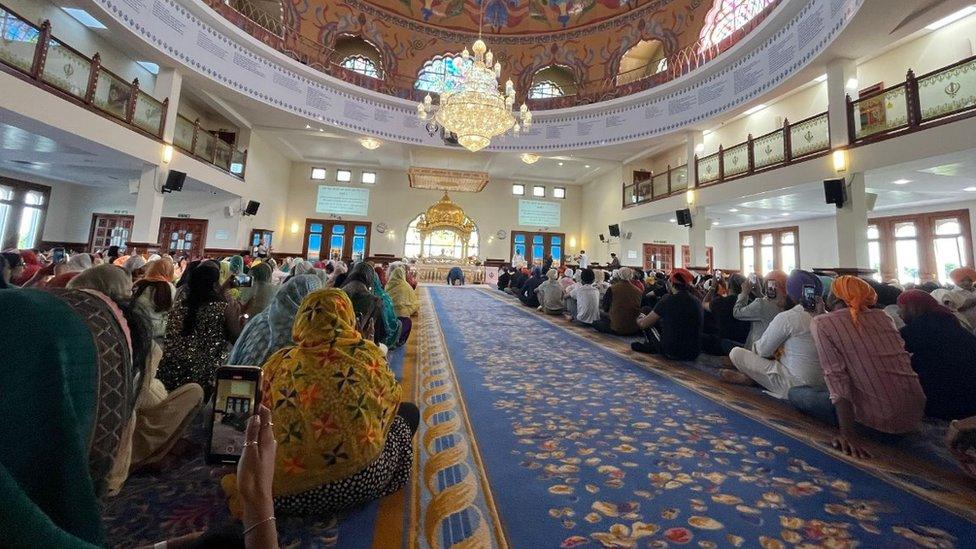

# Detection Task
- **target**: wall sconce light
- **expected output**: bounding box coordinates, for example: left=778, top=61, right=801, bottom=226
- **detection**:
left=290, top=221, right=299, bottom=234
left=686, top=189, right=696, bottom=206
left=569, top=236, right=577, bottom=248
left=832, top=149, right=849, bottom=173
left=161, top=144, right=174, bottom=164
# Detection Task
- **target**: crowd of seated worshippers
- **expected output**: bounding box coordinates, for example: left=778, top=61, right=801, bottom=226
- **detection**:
left=0, top=247, right=423, bottom=548
left=496, top=259, right=976, bottom=471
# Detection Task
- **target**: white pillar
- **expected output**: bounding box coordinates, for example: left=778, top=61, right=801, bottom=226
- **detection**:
left=154, top=68, right=182, bottom=142
left=835, top=172, right=869, bottom=268
left=825, top=58, right=857, bottom=148
left=131, top=165, right=165, bottom=246
left=688, top=207, right=708, bottom=268
left=685, top=129, right=704, bottom=183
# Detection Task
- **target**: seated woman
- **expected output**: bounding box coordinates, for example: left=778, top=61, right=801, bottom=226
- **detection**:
left=229, top=274, right=323, bottom=367
left=535, top=269, right=565, bottom=315
left=446, top=266, right=465, bottom=286
left=241, top=262, right=275, bottom=320
left=158, top=260, right=242, bottom=398
left=897, top=290, right=976, bottom=420
left=344, top=262, right=411, bottom=350
left=227, top=289, right=418, bottom=517
left=518, top=267, right=544, bottom=308
left=385, top=265, right=419, bottom=318
left=631, top=268, right=702, bottom=359
left=132, top=257, right=178, bottom=341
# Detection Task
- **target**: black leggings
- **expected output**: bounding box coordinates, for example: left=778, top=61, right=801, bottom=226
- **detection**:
left=396, top=402, right=420, bottom=435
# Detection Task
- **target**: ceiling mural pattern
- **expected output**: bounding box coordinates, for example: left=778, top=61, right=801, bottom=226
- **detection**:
left=284, top=0, right=716, bottom=103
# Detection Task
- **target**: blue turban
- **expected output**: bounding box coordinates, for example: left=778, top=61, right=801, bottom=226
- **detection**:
left=786, top=269, right=823, bottom=303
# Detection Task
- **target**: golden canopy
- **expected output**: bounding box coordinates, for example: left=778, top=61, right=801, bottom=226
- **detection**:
left=415, top=193, right=477, bottom=238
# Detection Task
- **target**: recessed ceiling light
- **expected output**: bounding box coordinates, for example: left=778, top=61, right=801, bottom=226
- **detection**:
left=728, top=208, right=739, bottom=213
left=62, top=8, right=107, bottom=29
left=814, top=74, right=828, bottom=83
left=744, top=104, right=766, bottom=116
left=964, top=187, right=976, bottom=192
left=305, top=124, right=311, bottom=129
left=136, top=61, right=159, bottom=74
left=781, top=213, right=791, bottom=216
left=713, top=221, right=720, bottom=226
left=892, top=179, right=910, bottom=185
left=558, top=161, right=564, bottom=166
left=520, top=153, right=540, bottom=164
left=584, top=164, right=591, bottom=168
left=926, top=5, right=976, bottom=30
left=669, top=218, right=677, bottom=223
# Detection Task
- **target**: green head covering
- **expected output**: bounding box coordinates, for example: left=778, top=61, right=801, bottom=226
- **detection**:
left=229, top=255, right=244, bottom=275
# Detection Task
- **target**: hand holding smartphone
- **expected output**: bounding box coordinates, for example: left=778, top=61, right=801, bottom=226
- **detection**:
left=207, top=365, right=263, bottom=464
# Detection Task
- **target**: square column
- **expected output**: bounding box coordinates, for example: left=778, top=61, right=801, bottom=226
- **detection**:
left=130, top=165, right=164, bottom=248
left=154, top=68, right=182, bottom=142
left=688, top=206, right=709, bottom=268
left=826, top=58, right=857, bottom=148
left=835, top=172, right=869, bottom=268
left=685, top=130, right=704, bottom=184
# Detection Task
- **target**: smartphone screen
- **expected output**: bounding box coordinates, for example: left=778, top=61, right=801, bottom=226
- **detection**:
left=802, top=284, right=816, bottom=308
left=52, top=247, right=65, bottom=264
left=207, top=366, right=262, bottom=464
left=766, top=280, right=777, bottom=298
left=235, top=274, right=252, bottom=287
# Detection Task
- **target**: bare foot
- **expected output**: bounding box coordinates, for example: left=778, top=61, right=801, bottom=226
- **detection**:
left=719, top=369, right=755, bottom=385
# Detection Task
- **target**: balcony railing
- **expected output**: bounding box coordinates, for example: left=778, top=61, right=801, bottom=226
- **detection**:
left=174, top=114, right=247, bottom=176
left=848, top=54, right=976, bottom=144
left=622, top=164, right=688, bottom=208
left=0, top=3, right=246, bottom=179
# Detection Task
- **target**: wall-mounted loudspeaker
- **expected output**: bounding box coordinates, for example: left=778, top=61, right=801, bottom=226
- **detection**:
left=599, top=234, right=606, bottom=242
left=162, top=170, right=186, bottom=193
left=824, top=178, right=845, bottom=208
left=675, top=208, right=693, bottom=227
left=866, top=192, right=878, bottom=212
left=243, top=200, right=260, bottom=216
left=608, top=224, right=621, bottom=237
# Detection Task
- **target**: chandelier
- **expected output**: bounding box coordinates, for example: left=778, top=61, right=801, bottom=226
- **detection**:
left=416, top=8, right=531, bottom=152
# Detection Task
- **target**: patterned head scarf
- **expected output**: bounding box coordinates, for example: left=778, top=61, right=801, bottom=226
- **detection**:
left=64, top=253, right=93, bottom=273
left=143, top=257, right=175, bottom=283
left=123, top=255, right=147, bottom=275
left=258, top=289, right=400, bottom=496
left=385, top=266, right=419, bottom=318
left=68, top=264, right=133, bottom=301
left=218, top=260, right=232, bottom=285
left=832, top=276, right=877, bottom=326
left=370, top=268, right=403, bottom=348
left=786, top=269, right=822, bottom=303
left=950, top=267, right=976, bottom=287
left=227, top=274, right=322, bottom=367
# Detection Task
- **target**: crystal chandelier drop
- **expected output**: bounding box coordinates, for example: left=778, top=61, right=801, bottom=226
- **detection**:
left=416, top=7, right=531, bottom=152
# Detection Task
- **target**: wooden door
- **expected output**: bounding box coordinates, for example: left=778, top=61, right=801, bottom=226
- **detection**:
left=511, top=231, right=566, bottom=266
left=302, top=219, right=371, bottom=262
left=643, top=244, right=675, bottom=271
left=682, top=245, right=714, bottom=270
left=158, top=217, right=208, bottom=259
left=88, top=213, right=134, bottom=252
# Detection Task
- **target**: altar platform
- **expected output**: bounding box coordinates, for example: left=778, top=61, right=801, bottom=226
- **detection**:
left=414, top=263, right=487, bottom=284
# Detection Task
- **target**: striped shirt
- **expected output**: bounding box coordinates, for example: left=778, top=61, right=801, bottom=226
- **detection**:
left=810, top=308, right=926, bottom=434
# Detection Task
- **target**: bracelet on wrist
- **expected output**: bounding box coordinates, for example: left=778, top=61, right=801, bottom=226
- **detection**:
left=243, top=515, right=276, bottom=536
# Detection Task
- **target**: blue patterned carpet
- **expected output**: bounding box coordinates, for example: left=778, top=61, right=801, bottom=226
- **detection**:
left=423, top=286, right=976, bottom=548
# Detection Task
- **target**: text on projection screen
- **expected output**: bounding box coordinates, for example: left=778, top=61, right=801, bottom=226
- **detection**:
left=316, top=186, right=370, bottom=216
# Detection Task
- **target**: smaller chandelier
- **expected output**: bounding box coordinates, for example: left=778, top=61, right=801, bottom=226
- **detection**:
left=520, top=153, right=540, bottom=164
left=359, top=137, right=381, bottom=150
left=417, top=39, right=532, bottom=152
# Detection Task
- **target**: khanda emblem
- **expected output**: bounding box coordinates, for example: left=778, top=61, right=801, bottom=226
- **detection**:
left=945, top=81, right=961, bottom=98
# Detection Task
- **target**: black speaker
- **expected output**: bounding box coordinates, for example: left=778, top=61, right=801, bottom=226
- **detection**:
left=162, top=170, right=186, bottom=193
left=599, top=234, right=606, bottom=242
left=824, top=178, right=845, bottom=208
left=675, top=208, right=692, bottom=226
left=243, top=200, right=260, bottom=216
left=608, top=224, right=620, bottom=237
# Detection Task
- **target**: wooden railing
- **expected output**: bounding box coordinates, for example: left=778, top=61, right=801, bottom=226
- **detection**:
left=848, top=54, right=976, bottom=144
left=0, top=3, right=246, bottom=178
left=173, top=114, right=247, bottom=176
left=622, top=164, right=689, bottom=208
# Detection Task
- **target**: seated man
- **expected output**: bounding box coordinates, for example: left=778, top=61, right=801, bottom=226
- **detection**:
left=631, top=268, right=702, bottom=360
left=593, top=267, right=642, bottom=335
left=497, top=266, right=512, bottom=291
left=726, top=270, right=824, bottom=398
left=791, top=276, right=926, bottom=459
left=446, top=266, right=465, bottom=286
left=507, top=267, right=529, bottom=295
left=733, top=270, right=789, bottom=349
left=518, top=267, right=544, bottom=308
left=535, top=269, right=565, bottom=315
left=569, top=268, right=601, bottom=325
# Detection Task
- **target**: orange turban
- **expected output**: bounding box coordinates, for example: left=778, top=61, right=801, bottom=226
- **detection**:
left=143, top=257, right=175, bottom=283
left=764, top=270, right=788, bottom=287
left=950, top=267, right=976, bottom=286
left=113, top=255, right=130, bottom=267
left=832, top=276, right=877, bottom=326
left=670, top=268, right=694, bottom=286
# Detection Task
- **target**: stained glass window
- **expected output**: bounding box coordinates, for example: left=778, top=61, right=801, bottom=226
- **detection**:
left=699, top=0, right=776, bottom=50
left=415, top=55, right=472, bottom=94
left=340, top=54, right=379, bottom=78
left=529, top=80, right=564, bottom=99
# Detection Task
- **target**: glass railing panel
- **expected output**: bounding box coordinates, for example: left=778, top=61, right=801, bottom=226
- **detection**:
left=697, top=154, right=720, bottom=185
left=91, top=69, right=132, bottom=120
left=0, top=8, right=40, bottom=73
left=213, top=139, right=232, bottom=170
left=918, top=57, right=976, bottom=122
left=230, top=149, right=246, bottom=175
left=194, top=130, right=216, bottom=161
left=723, top=142, right=750, bottom=177
left=753, top=130, right=785, bottom=169
left=789, top=112, right=830, bottom=158
left=174, top=116, right=195, bottom=151
left=671, top=166, right=688, bottom=192
left=652, top=172, right=669, bottom=198
left=132, top=91, right=163, bottom=135
left=852, top=85, right=908, bottom=140
left=40, top=38, right=90, bottom=99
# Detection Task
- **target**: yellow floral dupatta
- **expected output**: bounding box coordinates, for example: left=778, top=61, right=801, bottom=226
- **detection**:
left=264, top=288, right=401, bottom=496
left=385, top=266, right=419, bottom=318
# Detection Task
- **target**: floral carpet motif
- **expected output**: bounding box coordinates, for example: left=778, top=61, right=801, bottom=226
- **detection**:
left=425, top=286, right=976, bottom=548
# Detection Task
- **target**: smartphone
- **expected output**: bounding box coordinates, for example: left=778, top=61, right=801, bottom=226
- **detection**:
left=235, top=273, right=252, bottom=287
left=802, top=284, right=817, bottom=309
left=207, top=365, right=262, bottom=464
left=749, top=273, right=759, bottom=284
left=766, top=280, right=777, bottom=298
left=52, top=247, right=66, bottom=264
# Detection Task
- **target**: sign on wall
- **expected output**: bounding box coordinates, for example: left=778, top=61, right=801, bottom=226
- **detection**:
left=518, top=200, right=561, bottom=228
left=316, top=186, right=370, bottom=216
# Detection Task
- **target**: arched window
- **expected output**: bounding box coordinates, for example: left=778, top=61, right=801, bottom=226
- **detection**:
left=699, top=0, right=776, bottom=50
left=529, top=80, right=564, bottom=99
left=341, top=54, right=379, bottom=78
left=415, top=54, right=472, bottom=94
left=616, top=39, right=666, bottom=85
